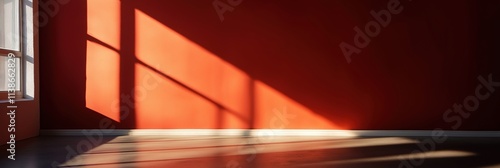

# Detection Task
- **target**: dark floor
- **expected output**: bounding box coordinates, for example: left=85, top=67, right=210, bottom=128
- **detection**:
left=1, top=135, right=500, bottom=168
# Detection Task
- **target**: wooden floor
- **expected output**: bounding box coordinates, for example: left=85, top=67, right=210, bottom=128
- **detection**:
left=1, top=135, right=500, bottom=168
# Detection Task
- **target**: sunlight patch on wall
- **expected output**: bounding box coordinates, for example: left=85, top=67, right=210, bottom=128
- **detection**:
left=131, top=8, right=342, bottom=129
left=87, top=0, right=120, bottom=49
left=134, top=9, right=253, bottom=128
left=85, top=41, right=120, bottom=121
left=85, top=0, right=121, bottom=121
left=254, top=80, right=341, bottom=129
left=134, top=63, right=221, bottom=128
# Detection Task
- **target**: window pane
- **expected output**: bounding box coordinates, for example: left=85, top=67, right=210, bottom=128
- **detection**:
left=0, top=0, right=20, bottom=51
left=24, top=0, right=34, bottom=98
left=0, top=56, right=21, bottom=91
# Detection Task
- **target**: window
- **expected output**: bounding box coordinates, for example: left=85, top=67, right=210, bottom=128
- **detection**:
left=0, top=0, right=33, bottom=100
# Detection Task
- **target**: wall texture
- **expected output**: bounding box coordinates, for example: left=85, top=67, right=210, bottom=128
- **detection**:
left=40, top=0, right=500, bottom=130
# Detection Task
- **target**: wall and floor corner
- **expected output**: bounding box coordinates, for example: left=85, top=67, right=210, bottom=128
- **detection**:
left=1, top=1, right=500, bottom=167
left=38, top=0, right=500, bottom=133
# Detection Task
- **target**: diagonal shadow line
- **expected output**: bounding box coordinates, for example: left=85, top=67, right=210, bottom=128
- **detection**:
left=87, top=32, right=249, bottom=126
left=87, top=34, right=119, bottom=53
left=134, top=58, right=249, bottom=123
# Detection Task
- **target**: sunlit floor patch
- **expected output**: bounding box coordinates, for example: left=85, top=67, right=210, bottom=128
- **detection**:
left=296, top=150, right=476, bottom=167
left=60, top=137, right=418, bottom=167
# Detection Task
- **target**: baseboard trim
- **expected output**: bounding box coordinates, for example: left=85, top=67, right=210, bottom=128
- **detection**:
left=39, top=129, right=500, bottom=137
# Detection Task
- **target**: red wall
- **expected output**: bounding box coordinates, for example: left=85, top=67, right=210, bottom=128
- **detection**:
left=40, top=0, right=500, bottom=130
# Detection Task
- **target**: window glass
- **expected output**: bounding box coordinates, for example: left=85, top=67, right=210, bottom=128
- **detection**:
left=0, top=56, right=21, bottom=91
left=0, top=0, right=20, bottom=51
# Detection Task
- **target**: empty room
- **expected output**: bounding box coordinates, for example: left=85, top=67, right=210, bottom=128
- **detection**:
left=1, top=0, right=500, bottom=167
